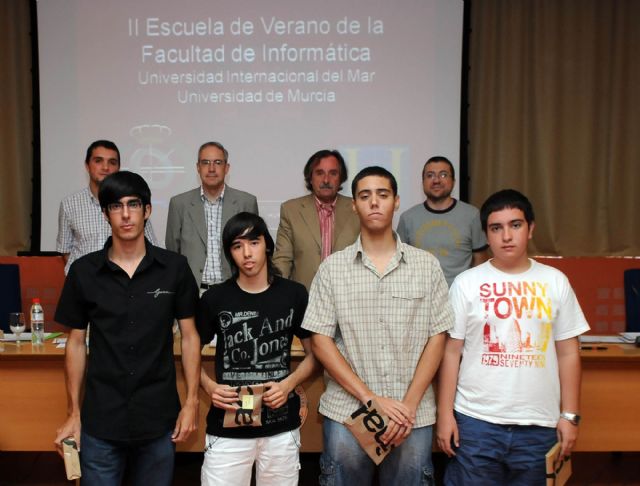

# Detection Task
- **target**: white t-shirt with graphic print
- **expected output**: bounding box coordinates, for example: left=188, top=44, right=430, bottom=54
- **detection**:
left=449, top=259, right=590, bottom=427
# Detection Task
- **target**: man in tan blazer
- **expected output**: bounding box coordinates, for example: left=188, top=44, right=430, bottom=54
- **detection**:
left=273, top=149, right=360, bottom=290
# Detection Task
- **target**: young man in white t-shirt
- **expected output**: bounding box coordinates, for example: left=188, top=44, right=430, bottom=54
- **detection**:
left=436, top=189, right=589, bottom=485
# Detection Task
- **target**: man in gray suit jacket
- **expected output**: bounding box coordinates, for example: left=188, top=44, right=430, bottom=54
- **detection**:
left=273, top=149, right=360, bottom=290
left=166, top=141, right=258, bottom=290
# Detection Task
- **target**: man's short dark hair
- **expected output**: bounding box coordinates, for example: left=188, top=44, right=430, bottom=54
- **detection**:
left=480, top=189, right=535, bottom=232
left=98, top=171, right=152, bottom=211
left=198, top=141, right=229, bottom=162
left=423, top=155, right=455, bottom=180
left=222, top=212, right=280, bottom=283
left=351, top=166, right=398, bottom=197
left=85, top=140, right=121, bottom=166
left=303, top=149, right=348, bottom=192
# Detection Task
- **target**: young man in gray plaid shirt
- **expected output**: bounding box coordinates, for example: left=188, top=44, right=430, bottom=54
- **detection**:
left=302, top=166, right=453, bottom=486
left=57, top=140, right=157, bottom=274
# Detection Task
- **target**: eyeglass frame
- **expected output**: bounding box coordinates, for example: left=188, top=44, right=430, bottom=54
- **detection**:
left=198, top=159, right=227, bottom=167
left=106, top=198, right=145, bottom=213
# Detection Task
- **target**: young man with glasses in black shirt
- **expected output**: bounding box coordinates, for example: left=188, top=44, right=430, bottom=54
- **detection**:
left=54, top=171, right=200, bottom=486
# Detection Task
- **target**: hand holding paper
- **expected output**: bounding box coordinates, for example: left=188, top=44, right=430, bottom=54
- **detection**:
left=208, top=382, right=240, bottom=411
left=366, top=395, right=415, bottom=428
left=556, top=418, right=578, bottom=457
left=54, top=415, right=81, bottom=458
left=263, top=380, right=292, bottom=409
left=344, top=398, right=396, bottom=465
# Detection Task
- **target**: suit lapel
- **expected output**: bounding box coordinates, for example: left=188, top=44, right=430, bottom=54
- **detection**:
left=300, top=196, right=322, bottom=249
left=332, top=195, right=354, bottom=247
left=221, top=187, right=237, bottom=229
left=187, top=189, right=207, bottom=245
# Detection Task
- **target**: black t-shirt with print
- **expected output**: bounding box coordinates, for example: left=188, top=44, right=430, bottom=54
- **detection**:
left=196, top=276, right=310, bottom=438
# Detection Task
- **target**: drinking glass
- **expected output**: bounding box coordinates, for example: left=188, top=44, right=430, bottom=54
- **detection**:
left=8, top=312, right=26, bottom=348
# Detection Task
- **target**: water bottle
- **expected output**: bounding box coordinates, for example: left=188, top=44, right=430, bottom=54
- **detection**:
left=30, top=298, right=45, bottom=346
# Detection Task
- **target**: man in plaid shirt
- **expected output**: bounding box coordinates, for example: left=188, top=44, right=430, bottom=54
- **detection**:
left=302, top=166, right=453, bottom=486
left=56, top=140, right=157, bottom=274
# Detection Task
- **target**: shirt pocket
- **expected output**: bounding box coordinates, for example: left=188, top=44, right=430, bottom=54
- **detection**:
left=389, top=288, right=428, bottom=345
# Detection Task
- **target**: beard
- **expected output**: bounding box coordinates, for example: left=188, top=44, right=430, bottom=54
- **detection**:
left=426, top=188, right=453, bottom=204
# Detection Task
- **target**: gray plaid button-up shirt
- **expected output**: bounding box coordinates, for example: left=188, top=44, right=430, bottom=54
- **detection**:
left=302, top=234, right=453, bottom=427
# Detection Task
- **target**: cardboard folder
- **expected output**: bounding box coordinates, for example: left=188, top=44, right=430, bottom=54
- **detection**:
left=344, top=398, right=395, bottom=465
left=545, top=442, right=571, bottom=486
left=62, top=438, right=81, bottom=481
left=223, top=384, right=265, bottom=428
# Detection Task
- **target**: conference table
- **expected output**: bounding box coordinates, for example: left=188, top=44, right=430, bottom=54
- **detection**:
left=1, top=336, right=639, bottom=452
left=0, top=334, right=323, bottom=453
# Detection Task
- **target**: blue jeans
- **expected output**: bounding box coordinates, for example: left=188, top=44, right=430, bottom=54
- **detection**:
left=444, top=412, right=557, bottom=486
left=80, top=429, right=175, bottom=486
left=319, top=418, right=435, bottom=486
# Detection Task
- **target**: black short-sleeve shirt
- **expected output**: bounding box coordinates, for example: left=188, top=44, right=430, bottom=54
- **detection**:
left=55, top=238, right=198, bottom=441
left=196, top=276, right=310, bottom=438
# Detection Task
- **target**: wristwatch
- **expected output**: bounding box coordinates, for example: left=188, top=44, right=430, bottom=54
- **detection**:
left=559, top=412, right=581, bottom=425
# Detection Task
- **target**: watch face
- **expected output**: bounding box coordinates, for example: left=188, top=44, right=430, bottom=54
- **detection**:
left=561, top=412, right=580, bottom=425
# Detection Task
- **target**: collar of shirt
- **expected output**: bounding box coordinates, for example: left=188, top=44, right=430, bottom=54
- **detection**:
left=87, top=187, right=101, bottom=207
left=200, top=184, right=225, bottom=204
left=349, top=232, right=407, bottom=277
left=314, top=196, right=337, bottom=214
left=423, top=198, right=457, bottom=214
left=98, top=236, right=168, bottom=275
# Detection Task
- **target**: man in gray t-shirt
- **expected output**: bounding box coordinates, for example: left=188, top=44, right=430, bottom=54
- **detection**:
left=397, top=156, right=488, bottom=286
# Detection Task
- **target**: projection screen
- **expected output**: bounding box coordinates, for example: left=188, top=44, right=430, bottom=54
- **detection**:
left=37, top=0, right=464, bottom=248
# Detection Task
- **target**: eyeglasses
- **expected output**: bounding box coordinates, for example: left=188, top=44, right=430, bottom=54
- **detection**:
left=424, top=171, right=451, bottom=180
left=199, top=159, right=226, bottom=167
left=107, top=199, right=144, bottom=213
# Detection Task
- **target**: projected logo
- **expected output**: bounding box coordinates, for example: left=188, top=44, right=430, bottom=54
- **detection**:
left=339, top=145, right=411, bottom=196
left=128, top=124, right=184, bottom=190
